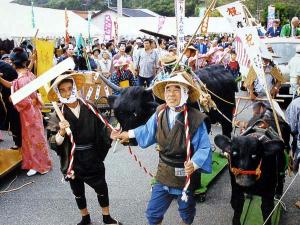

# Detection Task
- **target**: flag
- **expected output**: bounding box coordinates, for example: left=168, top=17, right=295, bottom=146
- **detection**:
left=88, top=11, right=92, bottom=46
left=235, top=36, right=250, bottom=68
left=175, top=0, right=185, bottom=55
left=31, top=0, right=35, bottom=29
left=200, top=0, right=216, bottom=34
left=157, top=16, right=166, bottom=33
left=35, top=39, right=54, bottom=106
left=65, top=8, right=70, bottom=44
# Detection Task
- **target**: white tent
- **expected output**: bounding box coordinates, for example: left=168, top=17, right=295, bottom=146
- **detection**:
left=0, top=2, right=103, bottom=39
left=117, top=17, right=233, bottom=39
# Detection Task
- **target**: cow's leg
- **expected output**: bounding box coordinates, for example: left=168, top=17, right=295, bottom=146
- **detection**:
left=230, top=174, right=244, bottom=225
left=261, top=196, right=274, bottom=225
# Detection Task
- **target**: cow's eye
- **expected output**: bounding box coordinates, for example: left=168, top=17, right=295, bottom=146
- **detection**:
left=232, top=151, right=238, bottom=156
left=251, top=154, right=257, bottom=159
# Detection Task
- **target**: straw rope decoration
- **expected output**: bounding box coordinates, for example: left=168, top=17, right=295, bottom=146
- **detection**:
left=181, top=104, right=192, bottom=202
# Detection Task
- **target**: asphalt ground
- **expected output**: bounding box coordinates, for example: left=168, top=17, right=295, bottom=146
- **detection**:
left=1, top=97, right=300, bottom=225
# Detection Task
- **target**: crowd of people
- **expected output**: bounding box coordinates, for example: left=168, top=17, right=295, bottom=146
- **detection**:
left=1, top=17, right=300, bottom=224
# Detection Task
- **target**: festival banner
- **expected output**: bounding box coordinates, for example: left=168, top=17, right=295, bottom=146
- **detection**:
left=31, top=0, right=35, bottom=29
left=35, top=39, right=54, bottom=105
left=267, top=5, right=275, bottom=29
left=104, top=15, right=113, bottom=42
left=217, top=1, right=247, bottom=32
left=217, top=1, right=264, bottom=80
left=175, top=0, right=185, bottom=54
left=157, top=16, right=166, bottom=33
left=65, top=8, right=70, bottom=44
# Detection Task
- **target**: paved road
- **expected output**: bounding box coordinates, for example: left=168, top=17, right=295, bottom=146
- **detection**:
left=1, top=98, right=299, bottom=225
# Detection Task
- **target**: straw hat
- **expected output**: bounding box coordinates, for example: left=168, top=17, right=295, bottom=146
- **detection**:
left=47, top=73, right=86, bottom=102
left=185, top=45, right=197, bottom=52
left=152, top=71, right=200, bottom=102
left=160, top=54, right=178, bottom=66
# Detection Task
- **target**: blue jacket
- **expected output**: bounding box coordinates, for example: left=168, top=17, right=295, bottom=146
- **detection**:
left=194, top=43, right=208, bottom=54
left=266, top=26, right=281, bottom=37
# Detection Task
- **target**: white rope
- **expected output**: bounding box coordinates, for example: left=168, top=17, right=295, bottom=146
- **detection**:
left=262, top=166, right=300, bottom=225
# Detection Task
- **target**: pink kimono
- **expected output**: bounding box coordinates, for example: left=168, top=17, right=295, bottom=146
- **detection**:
left=12, top=71, right=52, bottom=173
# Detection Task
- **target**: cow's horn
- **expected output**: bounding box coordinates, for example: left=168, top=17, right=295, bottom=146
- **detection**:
left=97, top=72, right=122, bottom=92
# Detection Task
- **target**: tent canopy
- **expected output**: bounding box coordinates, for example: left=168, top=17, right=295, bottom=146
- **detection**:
left=118, top=17, right=233, bottom=39
left=0, top=2, right=103, bottom=39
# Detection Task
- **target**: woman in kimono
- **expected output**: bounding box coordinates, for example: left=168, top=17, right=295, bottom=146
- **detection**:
left=0, top=47, right=52, bottom=176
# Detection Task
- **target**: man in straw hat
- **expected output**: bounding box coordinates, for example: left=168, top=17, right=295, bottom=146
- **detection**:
left=112, top=71, right=212, bottom=225
left=47, top=73, right=122, bottom=225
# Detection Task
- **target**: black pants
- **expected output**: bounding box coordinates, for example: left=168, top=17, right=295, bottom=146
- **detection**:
left=7, top=103, right=21, bottom=146
left=69, top=149, right=109, bottom=210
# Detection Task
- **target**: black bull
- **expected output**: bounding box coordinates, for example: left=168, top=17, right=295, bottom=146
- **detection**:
left=100, top=65, right=236, bottom=138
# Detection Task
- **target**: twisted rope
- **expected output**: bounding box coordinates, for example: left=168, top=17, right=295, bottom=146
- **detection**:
left=128, top=146, right=154, bottom=177
left=181, top=105, right=192, bottom=202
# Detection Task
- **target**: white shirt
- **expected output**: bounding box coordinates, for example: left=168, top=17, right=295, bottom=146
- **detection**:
left=288, top=53, right=300, bottom=84
left=99, top=59, right=112, bottom=73
left=55, top=104, right=80, bottom=145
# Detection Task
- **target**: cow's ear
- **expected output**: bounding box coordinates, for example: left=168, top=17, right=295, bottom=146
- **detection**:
left=107, top=95, right=117, bottom=107
left=262, top=140, right=284, bottom=156
left=214, top=135, right=232, bottom=153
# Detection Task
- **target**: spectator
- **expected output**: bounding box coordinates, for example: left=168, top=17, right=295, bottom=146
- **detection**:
left=135, top=39, right=159, bottom=87
left=98, top=50, right=112, bottom=78
left=266, top=19, right=281, bottom=37
left=280, top=17, right=300, bottom=37
left=194, top=36, right=207, bottom=54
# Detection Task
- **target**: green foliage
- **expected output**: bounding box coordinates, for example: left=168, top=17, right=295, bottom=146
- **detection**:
left=14, top=0, right=300, bottom=20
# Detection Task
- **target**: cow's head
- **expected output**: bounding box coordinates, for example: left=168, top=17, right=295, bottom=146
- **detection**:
left=108, top=86, right=158, bottom=131
left=97, top=72, right=158, bottom=131
left=214, top=134, right=284, bottom=187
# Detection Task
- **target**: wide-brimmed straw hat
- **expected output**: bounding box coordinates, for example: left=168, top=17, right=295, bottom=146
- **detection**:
left=152, top=71, right=200, bottom=102
left=160, top=54, right=178, bottom=66
left=47, top=73, right=85, bottom=102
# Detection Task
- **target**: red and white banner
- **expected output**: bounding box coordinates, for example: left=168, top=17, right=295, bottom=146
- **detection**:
left=235, top=36, right=250, bottom=68
left=104, top=15, right=112, bottom=41
left=217, top=2, right=265, bottom=80
left=175, top=0, right=185, bottom=55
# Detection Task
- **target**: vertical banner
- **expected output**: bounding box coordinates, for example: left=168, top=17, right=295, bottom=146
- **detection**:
left=88, top=11, right=92, bottom=46
left=31, top=0, right=35, bottom=29
left=35, top=39, right=54, bottom=105
left=114, top=19, right=119, bottom=43
left=104, top=15, right=112, bottom=42
left=65, top=8, right=70, bottom=44
left=157, top=16, right=166, bottom=33
left=175, top=0, right=185, bottom=55
left=217, top=1, right=264, bottom=80
left=267, top=5, right=275, bottom=29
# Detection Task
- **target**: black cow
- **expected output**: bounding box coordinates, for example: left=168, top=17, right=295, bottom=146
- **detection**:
left=101, top=64, right=236, bottom=137
left=214, top=129, right=286, bottom=225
